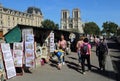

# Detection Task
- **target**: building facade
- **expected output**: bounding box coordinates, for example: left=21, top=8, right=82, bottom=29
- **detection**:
left=0, top=4, right=43, bottom=35
left=60, top=8, right=84, bottom=33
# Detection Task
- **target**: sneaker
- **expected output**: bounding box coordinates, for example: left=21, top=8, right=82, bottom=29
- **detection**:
left=62, top=62, right=65, bottom=65
left=82, top=72, right=86, bottom=75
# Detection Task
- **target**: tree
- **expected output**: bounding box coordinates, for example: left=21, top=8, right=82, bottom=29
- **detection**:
left=117, top=27, right=120, bottom=35
left=84, top=22, right=100, bottom=35
left=102, top=21, right=118, bottom=37
left=41, top=19, right=59, bottom=29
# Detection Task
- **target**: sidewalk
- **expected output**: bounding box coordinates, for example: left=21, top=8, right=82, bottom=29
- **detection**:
left=7, top=47, right=116, bottom=81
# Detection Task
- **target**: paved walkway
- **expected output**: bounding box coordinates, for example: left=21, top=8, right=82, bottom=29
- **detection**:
left=8, top=47, right=116, bottom=81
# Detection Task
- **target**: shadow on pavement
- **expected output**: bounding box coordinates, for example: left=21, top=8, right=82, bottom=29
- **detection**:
left=65, top=61, right=83, bottom=74
left=112, top=60, right=120, bottom=81
left=108, top=40, right=120, bottom=81
left=68, top=56, right=78, bottom=60
left=91, top=69, right=116, bottom=80
left=49, top=59, right=58, bottom=69
left=111, top=55, right=120, bottom=59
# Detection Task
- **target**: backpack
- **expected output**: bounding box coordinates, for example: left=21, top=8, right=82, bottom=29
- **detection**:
left=81, top=44, right=88, bottom=55
left=99, top=43, right=107, bottom=54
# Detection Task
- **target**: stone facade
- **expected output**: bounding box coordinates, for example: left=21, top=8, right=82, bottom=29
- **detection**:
left=0, top=4, right=43, bottom=35
left=60, top=8, right=84, bottom=33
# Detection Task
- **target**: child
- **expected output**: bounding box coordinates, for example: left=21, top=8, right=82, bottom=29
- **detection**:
left=54, top=49, right=64, bottom=70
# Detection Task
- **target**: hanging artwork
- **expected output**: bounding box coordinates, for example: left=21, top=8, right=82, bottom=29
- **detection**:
left=1, top=43, right=16, bottom=79
left=25, top=42, right=34, bottom=50
left=50, top=32, right=54, bottom=52
left=13, top=42, right=23, bottom=67
left=22, top=28, right=33, bottom=42
left=24, top=33, right=35, bottom=68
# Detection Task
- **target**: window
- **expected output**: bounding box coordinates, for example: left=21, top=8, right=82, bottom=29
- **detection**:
left=13, top=17, right=14, bottom=21
left=69, top=24, right=73, bottom=29
left=8, top=16, right=10, bottom=20
left=74, top=11, right=78, bottom=18
left=0, top=9, right=2, bottom=11
left=21, top=18, right=22, bottom=22
left=0, top=14, right=2, bottom=19
left=0, top=21, right=2, bottom=25
left=8, top=22, right=10, bottom=26
left=63, top=11, right=67, bottom=19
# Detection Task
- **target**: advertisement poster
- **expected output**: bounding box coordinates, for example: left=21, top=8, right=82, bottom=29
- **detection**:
left=50, top=32, right=54, bottom=52
left=1, top=43, right=16, bottom=79
left=13, top=43, right=23, bottom=67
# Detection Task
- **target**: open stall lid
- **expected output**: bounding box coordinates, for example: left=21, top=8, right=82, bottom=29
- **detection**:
left=4, top=27, right=21, bottom=43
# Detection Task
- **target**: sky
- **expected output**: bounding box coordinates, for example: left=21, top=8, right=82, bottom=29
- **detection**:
left=0, top=0, right=120, bottom=29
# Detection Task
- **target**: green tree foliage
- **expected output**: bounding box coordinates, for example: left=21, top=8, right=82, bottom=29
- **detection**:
left=117, top=28, right=120, bottom=35
left=41, top=19, right=59, bottom=29
left=102, top=21, right=118, bottom=36
left=84, top=22, right=100, bottom=35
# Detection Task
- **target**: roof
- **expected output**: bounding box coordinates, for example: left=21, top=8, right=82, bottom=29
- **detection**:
left=27, top=7, right=42, bottom=15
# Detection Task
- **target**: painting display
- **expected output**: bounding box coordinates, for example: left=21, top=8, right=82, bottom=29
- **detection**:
left=50, top=32, right=54, bottom=52
left=22, top=28, right=33, bottom=42
left=24, top=31, right=35, bottom=67
left=13, top=42, right=23, bottom=67
left=1, top=43, right=16, bottom=79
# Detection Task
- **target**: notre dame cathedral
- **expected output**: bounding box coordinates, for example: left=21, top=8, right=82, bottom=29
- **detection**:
left=60, top=8, right=84, bottom=33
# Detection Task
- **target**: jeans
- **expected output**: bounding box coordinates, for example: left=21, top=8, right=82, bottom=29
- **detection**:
left=98, top=52, right=107, bottom=69
left=78, top=51, right=82, bottom=63
left=81, top=54, right=91, bottom=72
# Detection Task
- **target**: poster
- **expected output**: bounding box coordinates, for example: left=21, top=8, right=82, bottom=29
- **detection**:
left=13, top=43, right=23, bottom=67
left=1, top=43, right=10, bottom=53
left=24, top=34, right=35, bottom=67
left=13, top=42, right=23, bottom=50
left=35, top=46, right=42, bottom=57
left=50, top=32, right=54, bottom=52
left=25, top=42, right=34, bottom=50
left=1, top=43, right=16, bottom=79
left=13, top=50, right=23, bottom=67
left=22, top=28, right=33, bottom=41
left=25, top=58, right=34, bottom=67
left=25, top=50, right=34, bottom=58
left=26, top=34, right=34, bottom=42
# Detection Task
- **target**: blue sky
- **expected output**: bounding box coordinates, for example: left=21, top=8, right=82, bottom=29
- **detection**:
left=0, top=0, right=120, bottom=29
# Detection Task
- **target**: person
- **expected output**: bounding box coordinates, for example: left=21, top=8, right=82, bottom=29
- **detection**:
left=54, top=49, right=64, bottom=70
left=96, top=37, right=108, bottom=71
left=76, top=36, right=84, bottom=66
left=58, top=34, right=67, bottom=65
left=89, top=35, right=94, bottom=48
left=95, top=36, right=100, bottom=55
left=81, top=38, right=91, bottom=74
